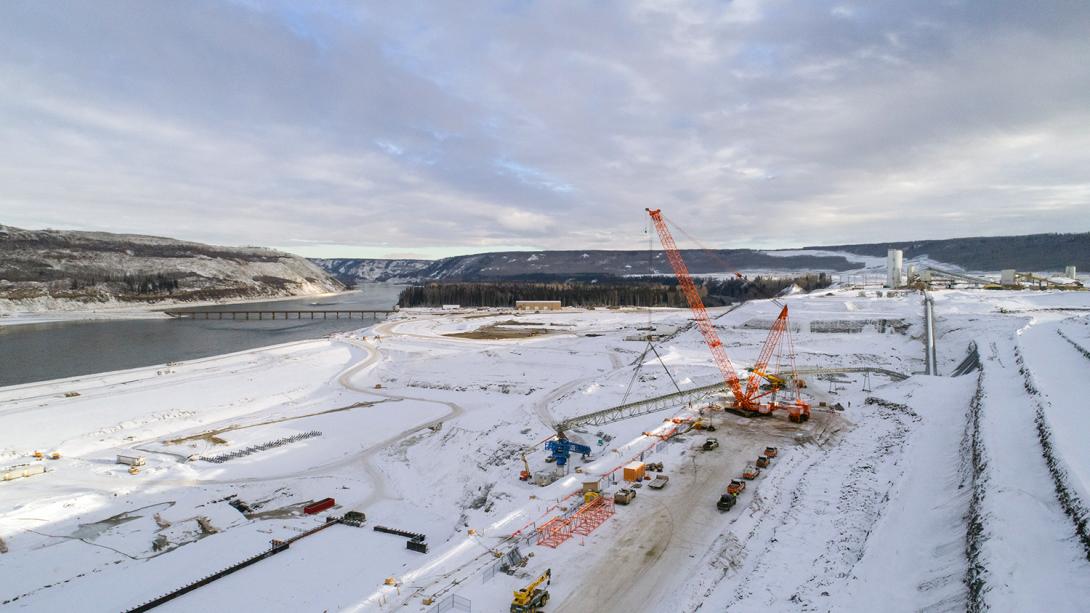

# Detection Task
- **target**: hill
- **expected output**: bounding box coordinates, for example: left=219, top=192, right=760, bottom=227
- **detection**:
left=0, top=224, right=342, bottom=308
left=807, top=233, right=1090, bottom=271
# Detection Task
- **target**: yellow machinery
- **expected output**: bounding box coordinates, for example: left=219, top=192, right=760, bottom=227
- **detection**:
left=511, top=568, right=551, bottom=613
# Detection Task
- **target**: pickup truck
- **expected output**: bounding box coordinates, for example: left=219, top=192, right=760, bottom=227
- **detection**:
left=716, top=493, right=737, bottom=512
left=727, top=479, right=746, bottom=496
left=742, top=463, right=761, bottom=480
left=647, top=475, right=670, bottom=490
left=702, top=438, right=720, bottom=451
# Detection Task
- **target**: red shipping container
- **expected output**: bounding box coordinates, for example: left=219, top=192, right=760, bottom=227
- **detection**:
left=304, top=497, right=335, bottom=515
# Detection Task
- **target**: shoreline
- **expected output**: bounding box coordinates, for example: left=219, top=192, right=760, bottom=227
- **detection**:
left=0, top=289, right=359, bottom=328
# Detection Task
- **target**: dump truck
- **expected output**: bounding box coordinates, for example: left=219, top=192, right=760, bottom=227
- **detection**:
left=742, top=463, right=761, bottom=480
left=716, top=492, right=737, bottom=512
left=727, top=479, right=746, bottom=496
left=756, top=455, right=770, bottom=468
left=511, top=568, right=551, bottom=613
left=764, top=446, right=778, bottom=458
left=648, top=475, right=670, bottom=490
left=702, top=437, right=720, bottom=451
left=614, top=488, right=637, bottom=505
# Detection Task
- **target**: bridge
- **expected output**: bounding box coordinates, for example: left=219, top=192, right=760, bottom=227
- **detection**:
left=554, top=365, right=909, bottom=434
left=165, top=309, right=395, bottom=321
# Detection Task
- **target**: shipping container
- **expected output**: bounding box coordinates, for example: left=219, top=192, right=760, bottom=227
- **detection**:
left=116, top=455, right=146, bottom=466
left=622, top=462, right=645, bottom=482
left=304, top=497, right=336, bottom=515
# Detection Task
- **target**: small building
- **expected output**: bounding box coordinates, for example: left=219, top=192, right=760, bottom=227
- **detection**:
left=441, top=304, right=460, bottom=310
left=515, top=300, right=562, bottom=312
left=622, top=462, right=646, bottom=483
left=116, top=454, right=146, bottom=466
left=1000, top=269, right=1018, bottom=286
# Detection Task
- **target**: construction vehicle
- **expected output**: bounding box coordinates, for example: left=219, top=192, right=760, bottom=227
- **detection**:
left=583, top=490, right=601, bottom=504
left=511, top=568, right=551, bottom=613
left=646, top=209, right=810, bottom=422
left=48, top=452, right=61, bottom=460
left=545, top=436, right=592, bottom=467
left=756, top=455, right=770, bottom=468
left=648, top=475, right=670, bottom=489
left=764, top=446, right=778, bottom=458
left=691, top=418, right=716, bottom=432
left=727, top=479, right=746, bottom=496
left=614, top=488, right=637, bottom=505
left=742, top=463, right=761, bottom=480
left=702, top=437, right=720, bottom=451
left=717, top=492, right=737, bottom=512
left=519, top=452, right=532, bottom=481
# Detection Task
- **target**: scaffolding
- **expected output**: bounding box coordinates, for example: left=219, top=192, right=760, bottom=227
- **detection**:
left=571, top=496, right=614, bottom=536
left=535, top=495, right=616, bottom=548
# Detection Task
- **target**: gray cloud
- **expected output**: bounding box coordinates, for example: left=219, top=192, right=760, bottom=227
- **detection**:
left=1, top=0, right=1088, bottom=257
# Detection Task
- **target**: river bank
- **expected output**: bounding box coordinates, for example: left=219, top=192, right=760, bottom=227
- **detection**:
left=0, top=289, right=359, bottom=327
left=0, top=285, right=404, bottom=387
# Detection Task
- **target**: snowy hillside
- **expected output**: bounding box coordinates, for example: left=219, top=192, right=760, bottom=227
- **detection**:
left=310, top=258, right=431, bottom=285
left=0, top=225, right=342, bottom=312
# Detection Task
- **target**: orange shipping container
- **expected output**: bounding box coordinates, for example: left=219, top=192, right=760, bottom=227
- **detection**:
left=622, top=462, right=646, bottom=482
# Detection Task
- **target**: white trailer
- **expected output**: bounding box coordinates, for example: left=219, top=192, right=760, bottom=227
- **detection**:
left=2, top=464, right=46, bottom=481
left=116, top=455, right=146, bottom=467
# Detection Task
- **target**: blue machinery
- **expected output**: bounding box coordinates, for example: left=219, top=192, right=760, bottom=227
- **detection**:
left=544, top=438, right=592, bottom=467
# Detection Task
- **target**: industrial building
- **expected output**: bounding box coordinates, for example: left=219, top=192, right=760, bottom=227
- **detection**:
left=515, top=300, right=562, bottom=312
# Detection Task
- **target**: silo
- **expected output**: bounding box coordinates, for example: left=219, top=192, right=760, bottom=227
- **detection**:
left=1065, top=265, right=1077, bottom=279
left=1000, top=269, right=1017, bottom=286
left=886, top=249, right=903, bottom=288
left=907, top=264, right=917, bottom=282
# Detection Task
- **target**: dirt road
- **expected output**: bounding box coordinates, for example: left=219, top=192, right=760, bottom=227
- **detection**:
left=555, top=410, right=844, bottom=613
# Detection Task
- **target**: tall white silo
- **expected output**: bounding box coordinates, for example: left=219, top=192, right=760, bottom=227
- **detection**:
left=886, top=249, right=903, bottom=288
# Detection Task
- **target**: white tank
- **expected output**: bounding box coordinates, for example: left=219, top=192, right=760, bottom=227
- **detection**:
left=1001, top=269, right=1017, bottom=286
left=1065, top=265, right=1077, bottom=279
left=886, top=249, right=903, bottom=288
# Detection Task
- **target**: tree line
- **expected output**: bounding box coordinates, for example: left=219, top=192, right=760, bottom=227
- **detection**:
left=398, top=274, right=831, bottom=308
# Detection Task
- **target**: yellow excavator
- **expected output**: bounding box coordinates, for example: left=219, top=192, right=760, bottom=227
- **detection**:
left=511, top=568, right=551, bottom=612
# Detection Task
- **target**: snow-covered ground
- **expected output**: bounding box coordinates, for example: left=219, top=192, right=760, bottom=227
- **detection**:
left=2, top=288, right=1089, bottom=611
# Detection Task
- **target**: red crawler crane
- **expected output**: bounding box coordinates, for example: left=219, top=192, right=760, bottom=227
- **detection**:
left=646, top=208, right=810, bottom=422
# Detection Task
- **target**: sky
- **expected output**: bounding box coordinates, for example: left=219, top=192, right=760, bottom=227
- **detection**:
left=1, top=1, right=1088, bottom=259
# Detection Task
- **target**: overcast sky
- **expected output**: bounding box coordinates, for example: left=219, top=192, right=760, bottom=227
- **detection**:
left=1, top=1, right=1088, bottom=259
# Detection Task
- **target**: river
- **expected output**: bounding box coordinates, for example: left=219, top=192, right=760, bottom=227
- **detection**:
left=0, top=285, right=404, bottom=388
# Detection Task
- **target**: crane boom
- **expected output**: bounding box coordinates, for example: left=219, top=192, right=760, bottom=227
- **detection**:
left=743, top=305, right=789, bottom=400
left=645, top=208, right=810, bottom=421
left=646, top=208, right=746, bottom=405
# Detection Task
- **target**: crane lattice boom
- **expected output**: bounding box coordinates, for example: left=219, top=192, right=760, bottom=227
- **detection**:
left=646, top=208, right=745, bottom=404
left=645, top=208, right=810, bottom=421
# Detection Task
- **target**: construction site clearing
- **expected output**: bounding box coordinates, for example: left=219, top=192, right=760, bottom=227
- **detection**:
left=3, top=284, right=1090, bottom=611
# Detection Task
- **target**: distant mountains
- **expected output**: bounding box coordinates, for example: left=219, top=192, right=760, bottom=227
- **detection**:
left=313, top=249, right=857, bottom=285
left=808, top=233, right=1090, bottom=272
left=313, top=231, right=1090, bottom=285
left=0, top=224, right=342, bottom=307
